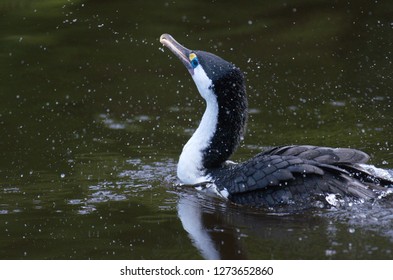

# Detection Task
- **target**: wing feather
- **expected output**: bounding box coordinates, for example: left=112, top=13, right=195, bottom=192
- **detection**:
left=261, top=145, right=370, bottom=164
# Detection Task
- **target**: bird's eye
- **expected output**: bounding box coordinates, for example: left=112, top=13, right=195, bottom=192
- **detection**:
left=189, top=53, right=199, bottom=68
left=191, top=58, right=199, bottom=68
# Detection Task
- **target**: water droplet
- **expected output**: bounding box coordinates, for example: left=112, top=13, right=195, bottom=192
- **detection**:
left=325, top=249, right=336, bottom=256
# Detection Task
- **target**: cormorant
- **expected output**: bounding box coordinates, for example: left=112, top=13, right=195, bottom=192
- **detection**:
left=160, top=33, right=393, bottom=210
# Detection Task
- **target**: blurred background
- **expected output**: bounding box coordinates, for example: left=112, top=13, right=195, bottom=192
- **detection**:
left=0, top=0, right=392, bottom=259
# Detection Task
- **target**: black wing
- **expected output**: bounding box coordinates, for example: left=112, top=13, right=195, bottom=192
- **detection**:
left=261, top=145, right=370, bottom=164
left=210, top=151, right=384, bottom=209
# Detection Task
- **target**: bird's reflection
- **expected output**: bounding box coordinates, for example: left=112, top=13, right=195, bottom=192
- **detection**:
left=177, top=196, right=221, bottom=259
left=176, top=187, right=323, bottom=260
left=176, top=181, right=393, bottom=260
left=177, top=191, right=248, bottom=259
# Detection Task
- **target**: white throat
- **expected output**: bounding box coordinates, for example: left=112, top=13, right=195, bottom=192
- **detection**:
left=177, top=65, right=218, bottom=184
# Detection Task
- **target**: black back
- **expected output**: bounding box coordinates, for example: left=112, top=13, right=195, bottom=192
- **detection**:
left=208, top=145, right=393, bottom=210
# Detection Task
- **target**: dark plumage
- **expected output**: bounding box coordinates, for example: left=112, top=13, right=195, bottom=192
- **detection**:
left=209, top=145, right=391, bottom=210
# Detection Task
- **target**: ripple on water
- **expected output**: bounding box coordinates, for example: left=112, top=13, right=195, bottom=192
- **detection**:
left=78, top=205, right=97, bottom=215
left=3, top=187, right=20, bottom=194
left=321, top=193, right=393, bottom=240
left=97, top=113, right=152, bottom=131
left=67, top=158, right=177, bottom=214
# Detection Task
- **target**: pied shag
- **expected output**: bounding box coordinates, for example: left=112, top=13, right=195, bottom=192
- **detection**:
left=160, top=33, right=393, bottom=210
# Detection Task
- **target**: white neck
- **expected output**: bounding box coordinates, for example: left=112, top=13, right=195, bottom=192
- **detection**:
left=177, top=66, right=218, bottom=184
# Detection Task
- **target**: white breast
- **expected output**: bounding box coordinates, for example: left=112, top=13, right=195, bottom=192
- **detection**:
left=177, top=65, right=218, bottom=184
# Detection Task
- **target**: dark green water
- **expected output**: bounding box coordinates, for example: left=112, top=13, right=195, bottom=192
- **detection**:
left=1, top=0, right=393, bottom=259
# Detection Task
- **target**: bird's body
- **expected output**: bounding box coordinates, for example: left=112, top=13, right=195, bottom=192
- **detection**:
left=160, top=34, right=393, bottom=210
left=207, top=145, right=391, bottom=210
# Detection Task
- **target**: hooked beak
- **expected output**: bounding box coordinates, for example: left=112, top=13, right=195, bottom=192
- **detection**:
left=160, top=34, right=194, bottom=74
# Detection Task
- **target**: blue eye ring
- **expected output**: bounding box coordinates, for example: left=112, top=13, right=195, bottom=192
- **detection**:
left=191, top=57, right=199, bottom=68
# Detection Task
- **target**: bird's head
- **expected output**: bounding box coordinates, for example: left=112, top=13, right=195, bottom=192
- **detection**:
left=160, top=34, right=245, bottom=102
